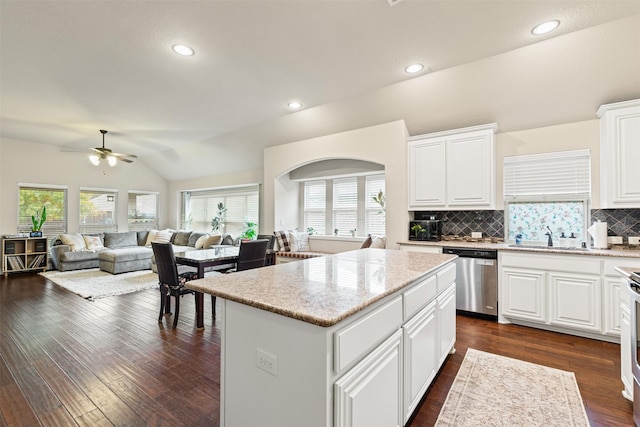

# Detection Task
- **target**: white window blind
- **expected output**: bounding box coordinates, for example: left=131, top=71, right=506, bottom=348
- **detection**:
left=304, top=180, right=326, bottom=235
left=18, top=184, right=68, bottom=239
left=333, top=177, right=358, bottom=236
left=504, top=149, right=591, bottom=199
left=79, top=188, right=118, bottom=233
left=365, top=174, right=386, bottom=236
left=182, top=186, right=259, bottom=236
left=128, top=191, right=158, bottom=231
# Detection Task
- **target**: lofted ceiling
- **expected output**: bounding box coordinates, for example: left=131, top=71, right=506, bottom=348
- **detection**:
left=1, top=1, right=639, bottom=181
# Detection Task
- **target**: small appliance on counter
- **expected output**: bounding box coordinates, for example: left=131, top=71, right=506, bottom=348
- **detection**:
left=409, top=219, right=441, bottom=241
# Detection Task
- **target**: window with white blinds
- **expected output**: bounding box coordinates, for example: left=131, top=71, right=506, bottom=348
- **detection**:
left=128, top=191, right=158, bottom=231
left=301, top=173, right=386, bottom=237
left=182, top=186, right=259, bottom=236
left=333, top=178, right=358, bottom=237
left=79, top=188, right=118, bottom=233
left=503, top=149, right=591, bottom=199
left=304, top=181, right=326, bottom=235
left=503, top=149, right=591, bottom=244
left=365, top=175, right=386, bottom=236
left=18, top=184, right=68, bottom=240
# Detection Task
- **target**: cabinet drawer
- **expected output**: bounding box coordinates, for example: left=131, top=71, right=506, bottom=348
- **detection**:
left=437, top=263, right=456, bottom=292
left=404, top=274, right=437, bottom=320
left=335, top=296, right=403, bottom=373
left=603, top=257, right=640, bottom=277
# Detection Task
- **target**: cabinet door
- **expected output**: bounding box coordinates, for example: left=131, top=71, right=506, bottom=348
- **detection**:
left=408, top=137, right=446, bottom=209
left=599, top=101, right=640, bottom=208
left=445, top=129, right=494, bottom=208
left=548, top=272, right=601, bottom=332
left=403, top=301, right=437, bottom=422
left=437, top=283, right=456, bottom=366
left=603, top=277, right=622, bottom=337
left=621, top=289, right=633, bottom=401
left=501, top=267, right=546, bottom=323
left=335, top=330, right=403, bottom=427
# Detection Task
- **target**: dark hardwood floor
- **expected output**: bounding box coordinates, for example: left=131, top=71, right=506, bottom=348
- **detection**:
left=0, top=272, right=634, bottom=426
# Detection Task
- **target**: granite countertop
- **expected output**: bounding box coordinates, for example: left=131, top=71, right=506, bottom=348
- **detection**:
left=186, top=248, right=456, bottom=327
left=398, top=240, right=640, bottom=259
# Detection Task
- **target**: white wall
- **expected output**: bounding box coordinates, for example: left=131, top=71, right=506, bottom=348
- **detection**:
left=263, top=120, right=410, bottom=250
left=0, top=137, right=168, bottom=236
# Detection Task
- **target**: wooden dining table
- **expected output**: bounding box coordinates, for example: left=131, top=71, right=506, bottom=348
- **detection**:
left=175, top=245, right=240, bottom=329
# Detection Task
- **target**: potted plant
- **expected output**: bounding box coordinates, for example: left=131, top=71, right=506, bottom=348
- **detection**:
left=239, top=219, right=257, bottom=241
left=30, top=206, right=46, bottom=237
left=372, top=189, right=385, bottom=213
left=211, top=202, right=227, bottom=232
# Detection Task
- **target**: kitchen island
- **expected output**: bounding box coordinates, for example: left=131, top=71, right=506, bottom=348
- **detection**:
left=187, top=248, right=457, bottom=427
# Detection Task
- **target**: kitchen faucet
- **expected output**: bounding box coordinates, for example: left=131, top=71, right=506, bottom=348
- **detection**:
left=545, top=226, right=553, bottom=247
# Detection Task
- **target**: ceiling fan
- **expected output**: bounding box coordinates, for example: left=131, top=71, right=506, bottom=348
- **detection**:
left=88, top=129, right=137, bottom=166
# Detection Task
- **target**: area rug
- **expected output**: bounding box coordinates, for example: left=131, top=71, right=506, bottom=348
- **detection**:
left=435, top=348, right=589, bottom=427
left=40, top=268, right=159, bottom=301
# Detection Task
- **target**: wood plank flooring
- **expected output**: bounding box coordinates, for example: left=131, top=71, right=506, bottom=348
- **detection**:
left=0, top=272, right=634, bottom=426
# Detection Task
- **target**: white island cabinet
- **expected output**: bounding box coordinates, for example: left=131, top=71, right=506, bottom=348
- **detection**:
left=187, top=249, right=457, bottom=427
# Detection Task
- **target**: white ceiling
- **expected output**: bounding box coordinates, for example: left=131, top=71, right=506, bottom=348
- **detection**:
left=1, top=1, right=639, bottom=181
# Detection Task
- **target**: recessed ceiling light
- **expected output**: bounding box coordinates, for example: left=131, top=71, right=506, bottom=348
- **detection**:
left=531, top=20, right=560, bottom=35
left=404, top=63, right=424, bottom=74
left=288, top=101, right=303, bottom=110
left=172, top=44, right=195, bottom=56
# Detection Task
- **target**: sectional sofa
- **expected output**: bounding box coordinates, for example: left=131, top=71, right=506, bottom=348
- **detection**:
left=50, top=230, right=234, bottom=274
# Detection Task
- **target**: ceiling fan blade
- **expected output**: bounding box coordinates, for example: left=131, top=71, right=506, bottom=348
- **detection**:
left=116, top=157, right=134, bottom=163
left=111, top=152, right=138, bottom=158
left=60, top=148, right=88, bottom=153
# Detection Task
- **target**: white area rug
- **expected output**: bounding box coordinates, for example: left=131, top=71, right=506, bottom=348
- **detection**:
left=40, top=268, right=159, bottom=301
left=435, top=348, right=590, bottom=427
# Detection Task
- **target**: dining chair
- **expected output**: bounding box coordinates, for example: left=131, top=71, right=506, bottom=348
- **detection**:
left=152, top=241, right=199, bottom=328
left=236, top=239, right=270, bottom=271
left=257, top=234, right=276, bottom=265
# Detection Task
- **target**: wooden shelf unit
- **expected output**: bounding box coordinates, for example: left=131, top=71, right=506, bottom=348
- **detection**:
left=2, top=236, right=48, bottom=277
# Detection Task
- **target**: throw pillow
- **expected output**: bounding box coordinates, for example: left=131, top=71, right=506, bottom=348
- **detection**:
left=145, top=229, right=158, bottom=246
left=370, top=235, right=386, bottom=249
left=188, top=232, right=208, bottom=247
left=195, top=234, right=210, bottom=249
left=289, top=231, right=310, bottom=252
left=203, top=234, right=222, bottom=248
left=83, top=235, right=104, bottom=251
left=360, top=235, right=373, bottom=249
left=275, top=230, right=291, bottom=252
left=174, top=231, right=192, bottom=246
left=60, top=233, right=87, bottom=251
left=154, top=229, right=172, bottom=244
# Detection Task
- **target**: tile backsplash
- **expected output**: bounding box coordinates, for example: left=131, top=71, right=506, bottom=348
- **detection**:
left=415, top=208, right=640, bottom=241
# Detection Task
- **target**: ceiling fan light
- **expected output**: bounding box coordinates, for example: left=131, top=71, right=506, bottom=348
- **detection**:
left=89, top=154, right=100, bottom=166
left=107, top=156, right=117, bottom=166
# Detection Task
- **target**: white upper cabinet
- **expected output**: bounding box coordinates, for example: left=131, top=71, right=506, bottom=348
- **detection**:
left=598, top=99, right=640, bottom=208
left=408, top=123, right=497, bottom=210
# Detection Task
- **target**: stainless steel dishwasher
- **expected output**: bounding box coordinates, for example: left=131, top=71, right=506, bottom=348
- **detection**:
left=442, top=247, right=498, bottom=318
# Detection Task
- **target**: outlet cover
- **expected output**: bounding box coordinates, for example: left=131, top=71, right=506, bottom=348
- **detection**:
left=256, top=349, right=277, bottom=376
left=629, top=236, right=640, bottom=245
left=471, top=232, right=482, bottom=239
left=608, top=236, right=623, bottom=245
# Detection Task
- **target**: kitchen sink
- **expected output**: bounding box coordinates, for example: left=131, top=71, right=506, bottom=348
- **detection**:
left=507, top=244, right=590, bottom=251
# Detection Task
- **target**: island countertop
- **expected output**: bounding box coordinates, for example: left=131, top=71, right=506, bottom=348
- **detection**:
left=186, top=248, right=456, bottom=327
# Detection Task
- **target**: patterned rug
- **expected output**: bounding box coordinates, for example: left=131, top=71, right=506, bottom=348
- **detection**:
left=435, top=348, right=590, bottom=427
left=40, top=268, right=159, bottom=301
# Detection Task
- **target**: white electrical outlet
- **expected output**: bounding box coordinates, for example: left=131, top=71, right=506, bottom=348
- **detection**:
left=471, top=232, right=482, bottom=239
left=608, top=236, right=623, bottom=245
left=629, top=236, right=640, bottom=245
left=256, top=349, right=277, bottom=376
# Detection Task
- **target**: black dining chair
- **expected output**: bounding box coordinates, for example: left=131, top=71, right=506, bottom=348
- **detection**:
left=152, top=241, right=199, bottom=328
left=236, top=239, right=270, bottom=271
left=257, top=234, right=276, bottom=265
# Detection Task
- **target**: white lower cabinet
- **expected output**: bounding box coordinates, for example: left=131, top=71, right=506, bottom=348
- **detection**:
left=335, top=330, right=403, bottom=427
left=620, top=285, right=633, bottom=401
left=603, top=277, right=623, bottom=336
left=548, top=272, right=601, bottom=332
left=403, top=301, right=437, bottom=422
left=501, top=267, right=546, bottom=323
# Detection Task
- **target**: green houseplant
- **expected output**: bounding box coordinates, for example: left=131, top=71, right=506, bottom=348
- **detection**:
left=239, top=219, right=257, bottom=241
left=211, top=202, right=228, bottom=232
left=30, top=205, right=47, bottom=237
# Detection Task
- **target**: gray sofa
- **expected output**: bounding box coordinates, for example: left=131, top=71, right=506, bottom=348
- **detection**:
left=51, top=230, right=235, bottom=274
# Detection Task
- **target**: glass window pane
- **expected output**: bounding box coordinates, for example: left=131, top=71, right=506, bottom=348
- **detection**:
left=303, top=181, right=326, bottom=235
left=333, top=178, right=357, bottom=236
left=506, top=201, right=587, bottom=245
left=365, top=174, right=386, bottom=236
left=80, top=189, right=118, bottom=233
left=128, top=192, right=158, bottom=231
left=18, top=185, right=68, bottom=240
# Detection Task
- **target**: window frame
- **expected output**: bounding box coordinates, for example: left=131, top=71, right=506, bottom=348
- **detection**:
left=79, top=187, right=119, bottom=234
left=128, top=190, right=159, bottom=231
